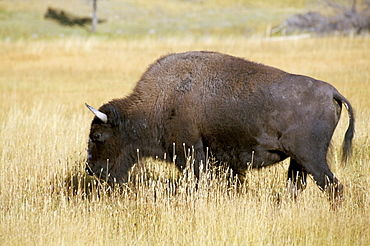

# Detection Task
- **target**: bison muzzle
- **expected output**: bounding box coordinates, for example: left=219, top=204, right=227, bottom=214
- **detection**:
left=86, top=51, right=354, bottom=202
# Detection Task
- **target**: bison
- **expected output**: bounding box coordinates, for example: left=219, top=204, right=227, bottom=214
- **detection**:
left=85, top=51, right=354, bottom=201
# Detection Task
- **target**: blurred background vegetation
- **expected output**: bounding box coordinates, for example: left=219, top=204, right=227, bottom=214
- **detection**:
left=0, top=0, right=344, bottom=40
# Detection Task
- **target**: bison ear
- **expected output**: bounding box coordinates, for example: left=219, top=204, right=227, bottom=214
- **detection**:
left=105, top=105, right=122, bottom=127
left=85, top=103, right=108, bottom=123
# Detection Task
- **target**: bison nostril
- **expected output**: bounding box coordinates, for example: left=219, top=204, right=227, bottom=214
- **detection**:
left=85, top=167, right=93, bottom=176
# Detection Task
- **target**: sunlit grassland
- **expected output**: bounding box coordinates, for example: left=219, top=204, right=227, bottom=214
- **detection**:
left=0, top=36, right=369, bottom=245
left=0, top=0, right=308, bottom=39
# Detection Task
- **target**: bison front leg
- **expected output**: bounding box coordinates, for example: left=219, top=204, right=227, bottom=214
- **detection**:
left=190, top=146, right=207, bottom=180
left=287, top=158, right=307, bottom=200
left=175, top=143, right=206, bottom=180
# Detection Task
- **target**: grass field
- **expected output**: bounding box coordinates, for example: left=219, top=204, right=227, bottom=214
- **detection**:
left=1, top=35, right=369, bottom=246
left=1, top=0, right=370, bottom=245
left=0, top=0, right=309, bottom=39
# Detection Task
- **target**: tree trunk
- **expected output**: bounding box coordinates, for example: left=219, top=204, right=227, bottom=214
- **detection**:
left=92, top=0, right=98, bottom=33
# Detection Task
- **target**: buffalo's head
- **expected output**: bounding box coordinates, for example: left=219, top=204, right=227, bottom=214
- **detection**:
left=85, top=103, right=128, bottom=183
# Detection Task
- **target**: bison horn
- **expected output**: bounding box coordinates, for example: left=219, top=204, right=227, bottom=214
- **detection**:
left=85, top=103, right=108, bottom=123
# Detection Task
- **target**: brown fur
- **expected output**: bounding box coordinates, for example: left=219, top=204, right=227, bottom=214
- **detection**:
left=86, top=51, right=354, bottom=202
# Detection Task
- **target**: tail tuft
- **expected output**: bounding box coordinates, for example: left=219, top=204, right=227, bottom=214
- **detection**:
left=334, top=95, right=355, bottom=165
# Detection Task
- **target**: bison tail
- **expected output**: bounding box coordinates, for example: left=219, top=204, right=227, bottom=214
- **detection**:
left=334, top=92, right=355, bottom=165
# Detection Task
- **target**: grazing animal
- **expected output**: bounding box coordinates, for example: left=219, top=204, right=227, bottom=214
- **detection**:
left=86, top=51, right=354, bottom=201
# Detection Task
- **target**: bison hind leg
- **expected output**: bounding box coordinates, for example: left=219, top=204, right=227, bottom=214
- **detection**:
left=287, top=158, right=307, bottom=200
left=324, top=177, right=344, bottom=209
left=288, top=154, right=344, bottom=208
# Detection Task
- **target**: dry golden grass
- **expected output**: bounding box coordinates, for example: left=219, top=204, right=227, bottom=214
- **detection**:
left=0, top=36, right=369, bottom=245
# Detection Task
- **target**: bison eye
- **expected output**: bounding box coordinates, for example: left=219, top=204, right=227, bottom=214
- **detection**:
left=93, top=133, right=103, bottom=142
